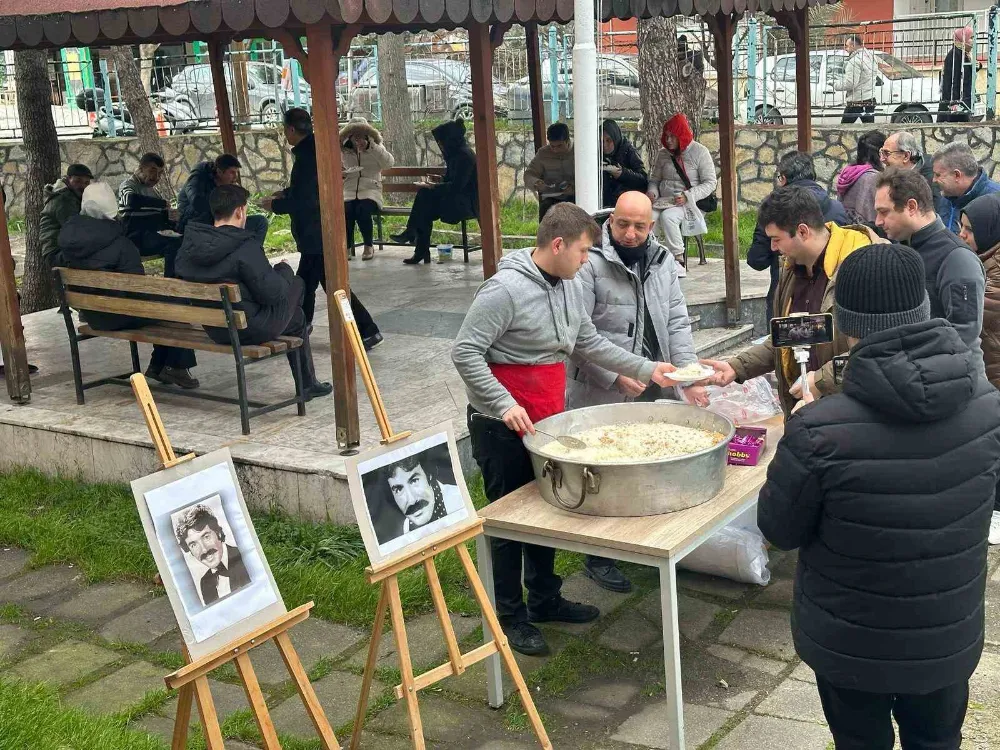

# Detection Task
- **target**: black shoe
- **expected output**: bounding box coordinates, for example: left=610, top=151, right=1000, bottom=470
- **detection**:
left=389, top=230, right=413, bottom=244
left=160, top=367, right=200, bottom=390
left=583, top=561, right=633, bottom=593
left=305, top=381, right=333, bottom=400
left=503, top=621, right=549, bottom=656
left=402, top=252, right=431, bottom=265
left=528, top=597, right=600, bottom=625
left=363, top=332, right=383, bottom=351
left=0, top=364, right=38, bottom=376
left=144, top=366, right=164, bottom=384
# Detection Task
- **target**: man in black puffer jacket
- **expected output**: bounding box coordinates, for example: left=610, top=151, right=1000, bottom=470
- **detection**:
left=747, top=152, right=849, bottom=321
left=176, top=155, right=269, bottom=242
left=176, top=184, right=331, bottom=400
left=759, top=243, right=1000, bottom=749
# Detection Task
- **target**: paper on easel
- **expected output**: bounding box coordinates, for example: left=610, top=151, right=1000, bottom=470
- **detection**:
left=338, top=293, right=355, bottom=323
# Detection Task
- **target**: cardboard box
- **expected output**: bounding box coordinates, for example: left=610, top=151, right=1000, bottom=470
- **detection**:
left=727, top=425, right=768, bottom=466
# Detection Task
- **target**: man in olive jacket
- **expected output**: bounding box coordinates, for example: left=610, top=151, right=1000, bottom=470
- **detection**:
left=40, top=164, right=93, bottom=268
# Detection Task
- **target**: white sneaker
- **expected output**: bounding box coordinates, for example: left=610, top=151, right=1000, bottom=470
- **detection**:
left=989, top=510, right=1000, bottom=546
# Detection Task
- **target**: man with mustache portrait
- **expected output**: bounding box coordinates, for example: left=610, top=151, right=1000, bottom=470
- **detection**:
left=174, top=503, right=251, bottom=607
left=372, top=453, right=464, bottom=542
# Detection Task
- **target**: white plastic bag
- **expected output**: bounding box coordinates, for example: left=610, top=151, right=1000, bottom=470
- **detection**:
left=680, top=376, right=781, bottom=425
left=680, top=200, right=707, bottom=237
left=678, top=503, right=771, bottom=585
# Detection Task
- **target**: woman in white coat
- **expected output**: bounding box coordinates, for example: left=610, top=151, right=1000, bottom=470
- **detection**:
left=341, top=117, right=395, bottom=260
left=646, top=113, right=717, bottom=277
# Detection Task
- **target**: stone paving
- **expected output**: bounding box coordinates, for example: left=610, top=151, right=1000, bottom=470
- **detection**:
left=3, top=544, right=1000, bottom=749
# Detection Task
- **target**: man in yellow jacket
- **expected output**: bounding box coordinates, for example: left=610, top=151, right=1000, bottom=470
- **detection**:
left=704, top=186, right=871, bottom=416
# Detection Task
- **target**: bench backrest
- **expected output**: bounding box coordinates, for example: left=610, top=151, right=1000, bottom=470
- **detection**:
left=53, top=268, right=248, bottom=330
left=382, top=166, right=446, bottom=194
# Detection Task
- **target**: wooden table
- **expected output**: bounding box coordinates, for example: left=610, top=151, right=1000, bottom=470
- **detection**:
left=476, top=417, right=784, bottom=750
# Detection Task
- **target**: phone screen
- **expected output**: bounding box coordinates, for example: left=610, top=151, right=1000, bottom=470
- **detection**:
left=770, top=313, right=835, bottom=349
left=832, top=355, right=849, bottom=385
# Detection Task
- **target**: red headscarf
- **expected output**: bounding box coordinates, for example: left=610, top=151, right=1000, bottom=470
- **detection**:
left=661, top=113, right=694, bottom=153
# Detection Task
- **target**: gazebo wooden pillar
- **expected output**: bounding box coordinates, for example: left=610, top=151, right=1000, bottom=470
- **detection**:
left=0, top=190, right=28, bottom=403
left=776, top=8, right=813, bottom=153
left=208, top=39, right=238, bottom=156
left=525, top=22, right=547, bottom=152
left=470, top=23, right=503, bottom=280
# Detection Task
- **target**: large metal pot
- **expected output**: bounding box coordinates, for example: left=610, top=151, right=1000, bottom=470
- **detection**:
left=523, top=402, right=735, bottom=517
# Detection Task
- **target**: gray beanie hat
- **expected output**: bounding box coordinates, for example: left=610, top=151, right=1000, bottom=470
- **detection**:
left=834, top=243, right=931, bottom=339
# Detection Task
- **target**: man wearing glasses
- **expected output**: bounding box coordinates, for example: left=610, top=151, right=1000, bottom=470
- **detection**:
left=880, top=131, right=940, bottom=200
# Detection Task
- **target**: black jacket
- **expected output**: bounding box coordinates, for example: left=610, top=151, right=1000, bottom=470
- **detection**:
left=941, top=46, right=975, bottom=109
left=601, top=120, right=648, bottom=208
left=177, top=161, right=217, bottom=235
left=57, top=214, right=146, bottom=331
left=271, top=134, right=324, bottom=255
left=175, top=222, right=293, bottom=344
left=759, top=319, right=1000, bottom=694
left=747, top=179, right=849, bottom=318
left=198, top=544, right=251, bottom=605
left=430, top=120, right=478, bottom=223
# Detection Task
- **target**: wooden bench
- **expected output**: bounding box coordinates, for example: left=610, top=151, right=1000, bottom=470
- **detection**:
left=366, top=166, right=480, bottom=263
left=52, top=268, right=306, bottom=436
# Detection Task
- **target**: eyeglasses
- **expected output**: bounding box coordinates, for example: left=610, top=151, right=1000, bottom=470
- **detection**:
left=879, top=149, right=906, bottom=159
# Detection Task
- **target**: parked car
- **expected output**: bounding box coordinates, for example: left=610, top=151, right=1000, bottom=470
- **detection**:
left=347, top=58, right=508, bottom=121
left=75, top=86, right=199, bottom=137
left=507, top=54, right=642, bottom=121
left=751, top=48, right=986, bottom=125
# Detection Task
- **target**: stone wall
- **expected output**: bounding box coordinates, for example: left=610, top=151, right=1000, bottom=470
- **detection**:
left=1, top=122, right=996, bottom=216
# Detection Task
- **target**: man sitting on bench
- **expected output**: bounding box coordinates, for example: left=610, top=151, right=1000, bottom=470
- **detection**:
left=177, top=154, right=268, bottom=243
left=118, top=152, right=181, bottom=273
left=175, top=184, right=332, bottom=401
left=57, top=182, right=199, bottom=389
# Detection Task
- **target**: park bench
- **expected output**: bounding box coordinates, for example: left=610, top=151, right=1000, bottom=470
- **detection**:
left=366, top=166, right=480, bottom=263
left=52, top=268, right=306, bottom=436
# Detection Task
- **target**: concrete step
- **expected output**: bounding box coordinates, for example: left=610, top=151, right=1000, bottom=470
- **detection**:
left=692, top=324, right=756, bottom=360
left=689, top=313, right=701, bottom=332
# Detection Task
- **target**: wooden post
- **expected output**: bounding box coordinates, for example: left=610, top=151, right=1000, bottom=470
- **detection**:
left=305, top=22, right=360, bottom=449
left=468, top=23, right=503, bottom=280
left=230, top=40, right=252, bottom=131
left=525, top=23, right=547, bottom=152
left=0, top=185, right=29, bottom=403
left=208, top=39, right=238, bottom=156
left=793, top=9, right=812, bottom=153
left=710, top=14, right=742, bottom=325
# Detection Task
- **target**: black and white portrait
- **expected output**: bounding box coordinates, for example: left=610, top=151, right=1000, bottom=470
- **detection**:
left=348, top=424, right=477, bottom=564
left=171, top=497, right=252, bottom=607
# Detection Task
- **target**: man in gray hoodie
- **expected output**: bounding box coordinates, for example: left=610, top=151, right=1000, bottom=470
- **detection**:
left=453, top=202, right=682, bottom=656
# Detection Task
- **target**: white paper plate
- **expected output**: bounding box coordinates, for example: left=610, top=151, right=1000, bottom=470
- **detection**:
left=669, top=364, right=715, bottom=384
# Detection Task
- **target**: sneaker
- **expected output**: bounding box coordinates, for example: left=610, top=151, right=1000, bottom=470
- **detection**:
left=160, top=367, right=200, bottom=390
left=527, top=597, right=600, bottom=625
left=362, top=245, right=375, bottom=261
left=990, top=511, right=1000, bottom=546
left=503, top=621, right=549, bottom=656
left=363, top=332, right=383, bottom=351
left=305, top=381, right=333, bottom=400
left=583, top=561, right=633, bottom=593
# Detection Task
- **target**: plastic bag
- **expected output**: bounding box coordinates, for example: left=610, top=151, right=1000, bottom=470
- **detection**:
left=680, top=376, right=781, bottom=425
left=680, top=201, right=708, bottom=237
left=678, top=503, right=771, bottom=585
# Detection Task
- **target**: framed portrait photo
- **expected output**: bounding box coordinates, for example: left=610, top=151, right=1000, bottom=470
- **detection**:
left=346, top=422, right=477, bottom=567
left=131, top=449, right=286, bottom=660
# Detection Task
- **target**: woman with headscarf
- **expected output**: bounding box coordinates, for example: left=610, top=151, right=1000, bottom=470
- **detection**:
left=958, top=192, right=1000, bottom=390
left=600, top=119, right=648, bottom=208
left=835, top=130, right=885, bottom=224
left=940, top=27, right=976, bottom=123
left=646, top=113, right=717, bottom=277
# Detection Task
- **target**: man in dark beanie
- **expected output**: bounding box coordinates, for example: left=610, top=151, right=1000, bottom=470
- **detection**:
left=758, top=243, right=1000, bottom=750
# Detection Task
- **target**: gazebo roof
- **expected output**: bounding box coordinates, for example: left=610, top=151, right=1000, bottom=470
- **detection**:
left=0, top=0, right=836, bottom=49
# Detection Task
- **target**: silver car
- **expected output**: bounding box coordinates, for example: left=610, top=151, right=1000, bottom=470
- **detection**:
left=507, top=54, right=642, bottom=121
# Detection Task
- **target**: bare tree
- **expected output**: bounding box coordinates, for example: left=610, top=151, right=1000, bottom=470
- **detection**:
left=108, top=46, right=162, bottom=158
left=376, top=33, right=417, bottom=166
left=14, top=50, right=61, bottom=312
left=139, top=43, right=160, bottom=94
left=636, top=17, right=707, bottom=164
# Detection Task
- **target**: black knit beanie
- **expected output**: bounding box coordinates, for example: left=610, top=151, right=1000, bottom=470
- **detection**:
left=834, top=243, right=930, bottom=339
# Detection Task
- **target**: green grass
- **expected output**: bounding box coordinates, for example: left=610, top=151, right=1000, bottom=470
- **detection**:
left=0, top=678, right=165, bottom=750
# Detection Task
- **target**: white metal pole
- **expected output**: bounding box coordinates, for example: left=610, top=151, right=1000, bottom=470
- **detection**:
left=573, top=0, right=599, bottom=212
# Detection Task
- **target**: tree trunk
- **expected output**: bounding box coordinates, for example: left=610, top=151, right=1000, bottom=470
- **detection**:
left=14, top=50, right=60, bottom=312
left=230, top=41, right=252, bottom=130
left=139, top=43, right=159, bottom=94
left=376, top=33, right=417, bottom=166
left=637, top=17, right=707, bottom=164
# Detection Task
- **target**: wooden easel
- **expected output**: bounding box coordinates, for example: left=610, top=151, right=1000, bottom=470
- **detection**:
left=130, top=374, right=341, bottom=750
left=332, top=290, right=551, bottom=750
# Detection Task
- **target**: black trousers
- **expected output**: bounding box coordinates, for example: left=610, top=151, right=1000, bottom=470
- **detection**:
left=468, top=405, right=562, bottom=626
left=842, top=102, right=876, bottom=124
left=538, top=195, right=575, bottom=221
left=938, top=102, right=971, bottom=124
left=817, top=676, right=968, bottom=750
left=295, top=254, right=379, bottom=338
left=404, top=187, right=446, bottom=257
left=346, top=199, right=378, bottom=247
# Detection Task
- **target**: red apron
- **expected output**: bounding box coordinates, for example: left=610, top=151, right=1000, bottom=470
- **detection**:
left=489, top=362, right=566, bottom=424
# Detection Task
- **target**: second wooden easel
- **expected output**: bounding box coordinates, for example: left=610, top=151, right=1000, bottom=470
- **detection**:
left=333, top=290, right=551, bottom=750
left=130, top=374, right=341, bottom=750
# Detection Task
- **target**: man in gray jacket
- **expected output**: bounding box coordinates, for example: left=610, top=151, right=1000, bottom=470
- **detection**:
left=453, top=202, right=681, bottom=656
left=834, top=34, right=879, bottom=124
left=567, top=191, right=706, bottom=592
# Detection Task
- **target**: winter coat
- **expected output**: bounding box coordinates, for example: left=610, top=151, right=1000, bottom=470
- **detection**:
left=57, top=213, right=145, bottom=331
left=340, top=119, right=395, bottom=209
left=833, top=47, right=879, bottom=102
left=941, top=45, right=975, bottom=110
left=835, top=164, right=880, bottom=225
left=175, top=222, right=293, bottom=345
left=271, top=134, right=324, bottom=255
left=746, top=179, right=849, bottom=320
left=935, top=168, right=1000, bottom=233
left=602, top=120, right=648, bottom=208
left=176, top=162, right=217, bottom=235
left=117, top=174, right=169, bottom=239
left=648, top=142, right=717, bottom=206
left=39, top=180, right=83, bottom=267
left=733, top=223, right=870, bottom=416
left=429, top=120, right=478, bottom=224
left=961, top=193, right=1000, bottom=388
left=759, top=319, right=1000, bottom=695
left=566, top=222, right=696, bottom=408
left=524, top=143, right=575, bottom=195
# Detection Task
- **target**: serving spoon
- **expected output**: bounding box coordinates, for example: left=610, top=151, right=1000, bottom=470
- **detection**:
left=471, top=413, right=587, bottom=450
